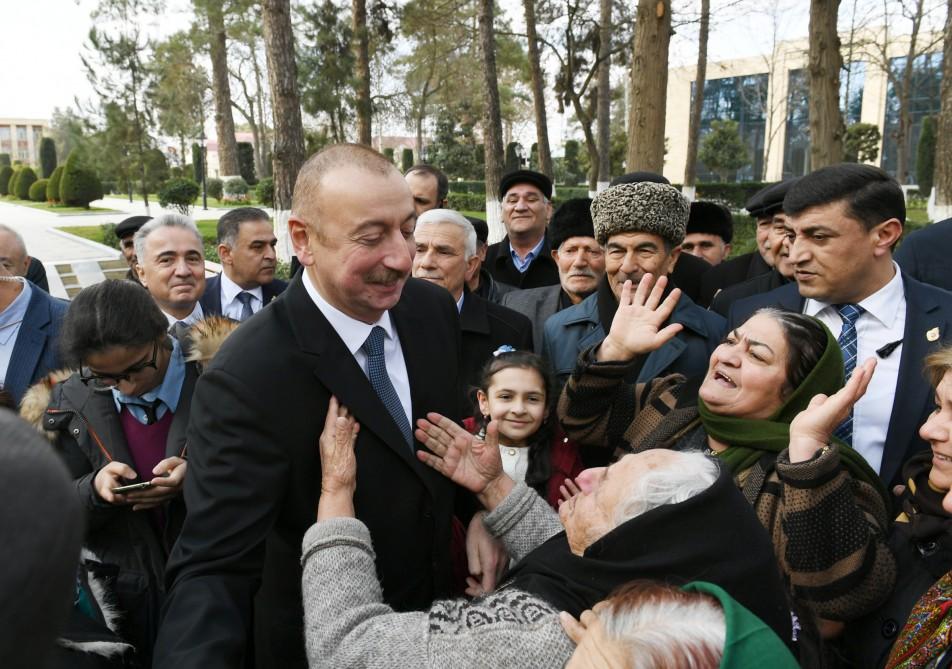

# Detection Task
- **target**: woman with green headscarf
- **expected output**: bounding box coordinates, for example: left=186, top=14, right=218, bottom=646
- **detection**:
left=559, top=273, right=896, bottom=656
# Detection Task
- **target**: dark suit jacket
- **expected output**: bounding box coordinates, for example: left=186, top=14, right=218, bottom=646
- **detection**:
left=710, top=270, right=790, bottom=318
left=670, top=252, right=712, bottom=306
left=198, top=273, right=289, bottom=317
left=727, top=275, right=952, bottom=488
left=154, top=276, right=463, bottom=669
left=459, top=289, right=534, bottom=412
left=500, top=284, right=565, bottom=354
left=699, top=251, right=772, bottom=307
left=895, top=218, right=952, bottom=292
left=6, top=282, right=68, bottom=406
left=485, top=234, right=560, bottom=289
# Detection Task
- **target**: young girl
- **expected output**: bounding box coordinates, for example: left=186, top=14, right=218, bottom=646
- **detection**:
left=465, top=349, right=583, bottom=509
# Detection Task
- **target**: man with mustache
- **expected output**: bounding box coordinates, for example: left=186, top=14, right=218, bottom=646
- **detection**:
left=155, top=144, right=466, bottom=669
left=134, top=214, right=207, bottom=336
left=200, top=207, right=287, bottom=322
left=542, top=182, right=725, bottom=389
left=501, top=198, right=605, bottom=354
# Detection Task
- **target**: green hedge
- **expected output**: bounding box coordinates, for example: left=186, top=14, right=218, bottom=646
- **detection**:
left=158, top=177, right=201, bottom=214
left=694, top=181, right=773, bottom=209
left=0, top=166, right=12, bottom=196
left=256, top=177, right=274, bottom=207
left=447, top=192, right=485, bottom=211
left=14, top=167, right=37, bottom=200
left=29, top=178, right=49, bottom=202
left=60, top=150, right=104, bottom=208
left=206, top=177, right=223, bottom=201
left=47, top=165, right=64, bottom=203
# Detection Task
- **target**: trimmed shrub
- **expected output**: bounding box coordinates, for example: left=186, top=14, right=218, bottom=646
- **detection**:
left=158, top=177, right=200, bottom=215
left=14, top=167, right=37, bottom=200
left=192, top=143, right=204, bottom=182
left=29, top=178, right=49, bottom=202
left=505, top=142, right=522, bottom=172
left=47, top=165, right=64, bottom=203
left=401, top=148, right=414, bottom=173
left=60, top=150, right=104, bottom=208
left=101, top=223, right=120, bottom=250
left=237, top=142, right=256, bottom=185
left=6, top=167, right=21, bottom=197
left=0, top=166, right=13, bottom=196
left=917, top=116, right=936, bottom=198
left=206, top=177, right=223, bottom=201
left=0, top=154, right=10, bottom=168
left=446, top=192, right=485, bottom=212
left=39, top=137, right=57, bottom=178
left=383, top=147, right=395, bottom=163
left=223, top=176, right=249, bottom=202
left=695, top=181, right=773, bottom=210
left=256, top=177, right=274, bottom=207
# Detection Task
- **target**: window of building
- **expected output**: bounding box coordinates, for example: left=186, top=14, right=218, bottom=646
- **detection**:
left=841, top=61, right=866, bottom=126
left=0, top=127, right=10, bottom=154
left=882, top=52, right=943, bottom=183
left=693, top=73, right=769, bottom=182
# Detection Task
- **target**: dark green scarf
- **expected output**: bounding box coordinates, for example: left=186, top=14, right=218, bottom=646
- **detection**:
left=697, top=317, right=890, bottom=506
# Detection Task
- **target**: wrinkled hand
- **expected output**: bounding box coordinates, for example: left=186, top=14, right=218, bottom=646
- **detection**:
left=559, top=603, right=608, bottom=645
left=94, top=460, right=139, bottom=505
left=558, top=478, right=581, bottom=506
left=597, top=274, right=684, bottom=362
left=464, top=512, right=509, bottom=597
left=319, top=396, right=359, bottom=497
left=788, top=357, right=876, bottom=462
left=416, top=413, right=504, bottom=493
left=124, top=457, right=187, bottom=511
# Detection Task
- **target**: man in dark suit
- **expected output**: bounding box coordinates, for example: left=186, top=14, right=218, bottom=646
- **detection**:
left=501, top=198, right=604, bottom=354
left=0, top=224, right=67, bottom=406
left=895, top=217, right=952, bottom=292
left=200, top=207, right=288, bottom=321
left=728, top=164, right=952, bottom=488
left=154, top=145, right=465, bottom=668
left=483, top=170, right=560, bottom=289
left=412, top=207, right=532, bottom=413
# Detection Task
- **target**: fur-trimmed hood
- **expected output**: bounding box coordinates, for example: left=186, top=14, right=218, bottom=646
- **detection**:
left=19, top=368, right=74, bottom=439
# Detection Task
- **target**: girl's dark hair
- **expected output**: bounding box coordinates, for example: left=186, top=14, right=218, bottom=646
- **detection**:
left=60, top=280, right=169, bottom=365
left=754, top=308, right=828, bottom=393
left=474, top=350, right=555, bottom=497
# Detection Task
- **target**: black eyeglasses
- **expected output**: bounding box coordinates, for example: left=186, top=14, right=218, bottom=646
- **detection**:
left=80, top=340, right=160, bottom=390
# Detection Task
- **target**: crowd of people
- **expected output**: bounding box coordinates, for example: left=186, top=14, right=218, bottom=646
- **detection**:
left=5, top=142, right=952, bottom=668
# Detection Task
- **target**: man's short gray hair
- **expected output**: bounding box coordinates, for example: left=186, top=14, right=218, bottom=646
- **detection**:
left=0, top=224, right=27, bottom=258
left=134, top=213, right=203, bottom=261
left=612, top=451, right=719, bottom=527
left=416, top=208, right=478, bottom=260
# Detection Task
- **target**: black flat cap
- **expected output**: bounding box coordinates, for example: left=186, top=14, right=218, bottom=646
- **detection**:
left=500, top=170, right=553, bottom=199
left=746, top=180, right=798, bottom=218
left=609, top=171, right=670, bottom=187
left=115, top=215, right=152, bottom=239
left=687, top=201, right=734, bottom=243
left=466, top=216, right=489, bottom=245
left=549, top=198, right=595, bottom=249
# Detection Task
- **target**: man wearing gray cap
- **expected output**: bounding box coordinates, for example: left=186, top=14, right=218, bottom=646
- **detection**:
left=542, top=182, right=725, bottom=388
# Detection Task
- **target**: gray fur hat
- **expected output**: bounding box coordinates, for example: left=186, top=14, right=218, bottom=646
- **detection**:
left=591, top=181, right=690, bottom=247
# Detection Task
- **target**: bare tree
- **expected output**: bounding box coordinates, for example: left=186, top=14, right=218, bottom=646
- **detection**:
left=626, top=0, right=672, bottom=172
left=524, top=0, right=554, bottom=180
left=478, top=0, right=505, bottom=240
left=353, top=0, right=373, bottom=145
left=934, top=0, right=952, bottom=205
left=808, top=0, right=845, bottom=168
left=228, top=23, right=272, bottom=180
left=683, top=0, right=709, bottom=196
left=596, top=0, right=612, bottom=189
left=198, top=0, right=240, bottom=175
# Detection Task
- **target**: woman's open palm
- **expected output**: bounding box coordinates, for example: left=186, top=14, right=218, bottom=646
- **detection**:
left=415, top=413, right=503, bottom=494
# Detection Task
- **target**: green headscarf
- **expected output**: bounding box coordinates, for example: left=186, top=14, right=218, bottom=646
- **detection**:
left=696, top=315, right=889, bottom=505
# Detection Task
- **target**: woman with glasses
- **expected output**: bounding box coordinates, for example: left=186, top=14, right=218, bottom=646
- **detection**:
left=25, top=279, right=199, bottom=668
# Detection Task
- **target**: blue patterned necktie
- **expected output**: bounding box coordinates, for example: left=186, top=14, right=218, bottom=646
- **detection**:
left=361, top=326, right=413, bottom=450
left=833, top=303, right=865, bottom=445
left=236, top=292, right=254, bottom=322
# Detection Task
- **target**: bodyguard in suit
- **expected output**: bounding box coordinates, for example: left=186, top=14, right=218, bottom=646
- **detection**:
left=501, top=198, right=605, bottom=354
left=728, top=164, right=952, bottom=488
left=0, top=225, right=67, bottom=406
left=154, top=144, right=466, bottom=669
left=543, top=182, right=725, bottom=388
left=895, top=217, right=952, bottom=292
left=199, top=207, right=288, bottom=321
left=412, top=208, right=532, bottom=412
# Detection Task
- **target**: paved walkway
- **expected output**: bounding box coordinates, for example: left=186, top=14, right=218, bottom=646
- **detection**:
left=0, top=197, right=246, bottom=298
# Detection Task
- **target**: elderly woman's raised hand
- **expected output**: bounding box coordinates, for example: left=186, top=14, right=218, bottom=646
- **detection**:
left=788, top=358, right=877, bottom=463
left=416, top=413, right=514, bottom=510
left=597, top=274, right=684, bottom=363
left=316, top=396, right=360, bottom=520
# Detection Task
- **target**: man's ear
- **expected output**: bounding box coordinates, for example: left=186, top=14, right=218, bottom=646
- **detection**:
left=723, top=243, right=732, bottom=260
left=218, top=244, right=233, bottom=267
left=465, top=254, right=481, bottom=283
left=288, top=217, right=316, bottom=266
left=874, top=218, right=904, bottom=256
left=136, top=260, right=148, bottom=287
left=664, top=245, right=682, bottom=274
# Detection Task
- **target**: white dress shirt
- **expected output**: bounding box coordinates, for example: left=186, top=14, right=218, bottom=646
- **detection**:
left=0, top=278, right=31, bottom=387
left=220, top=272, right=264, bottom=321
left=164, top=302, right=205, bottom=330
left=803, top=263, right=906, bottom=474
left=302, top=270, right=412, bottom=427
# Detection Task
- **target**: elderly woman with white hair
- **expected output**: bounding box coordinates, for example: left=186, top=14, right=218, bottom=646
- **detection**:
left=301, top=395, right=796, bottom=668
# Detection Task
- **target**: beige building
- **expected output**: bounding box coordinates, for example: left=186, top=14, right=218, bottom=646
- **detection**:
left=0, top=118, right=50, bottom=167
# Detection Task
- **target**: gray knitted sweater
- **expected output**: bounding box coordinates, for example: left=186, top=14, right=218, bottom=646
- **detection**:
left=301, top=482, right=575, bottom=668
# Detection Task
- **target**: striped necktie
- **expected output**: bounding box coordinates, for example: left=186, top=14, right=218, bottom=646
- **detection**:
left=833, top=303, right=865, bottom=445
left=361, top=326, right=413, bottom=451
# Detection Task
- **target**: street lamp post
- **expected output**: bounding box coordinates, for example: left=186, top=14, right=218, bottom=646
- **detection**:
left=200, top=130, right=208, bottom=211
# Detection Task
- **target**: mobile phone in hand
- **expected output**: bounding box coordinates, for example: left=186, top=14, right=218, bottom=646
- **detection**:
left=112, top=481, right=153, bottom=494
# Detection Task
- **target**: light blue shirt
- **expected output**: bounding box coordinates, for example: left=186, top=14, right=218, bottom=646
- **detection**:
left=0, top=278, right=32, bottom=388
left=509, top=236, right=545, bottom=273
left=112, top=336, right=187, bottom=425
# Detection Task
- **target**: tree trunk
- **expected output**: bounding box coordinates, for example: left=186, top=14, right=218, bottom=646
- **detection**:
left=808, top=0, right=845, bottom=168
left=251, top=46, right=270, bottom=177
left=896, top=0, right=925, bottom=184
left=206, top=1, right=240, bottom=175
left=626, top=0, right=672, bottom=173
left=523, top=0, right=553, bottom=180
left=595, top=0, right=612, bottom=189
left=478, top=0, right=505, bottom=242
left=352, top=0, right=372, bottom=146
left=683, top=0, right=709, bottom=193
left=262, top=0, right=307, bottom=260
left=935, top=0, right=952, bottom=206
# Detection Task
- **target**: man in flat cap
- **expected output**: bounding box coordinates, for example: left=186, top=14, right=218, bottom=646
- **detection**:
left=115, top=215, right=152, bottom=285
left=501, top=198, right=605, bottom=353
left=681, top=201, right=733, bottom=267
left=483, top=170, right=559, bottom=289
left=542, top=182, right=725, bottom=388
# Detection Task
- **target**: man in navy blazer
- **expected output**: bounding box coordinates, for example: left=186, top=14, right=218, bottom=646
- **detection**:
left=728, top=164, right=952, bottom=488
left=200, top=207, right=288, bottom=320
left=0, top=225, right=67, bottom=406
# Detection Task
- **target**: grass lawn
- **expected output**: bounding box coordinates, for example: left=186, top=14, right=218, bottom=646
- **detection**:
left=103, top=193, right=264, bottom=210
left=63, top=220, right=218, bottom=246
left=0, top=195, right=118, bottom=214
